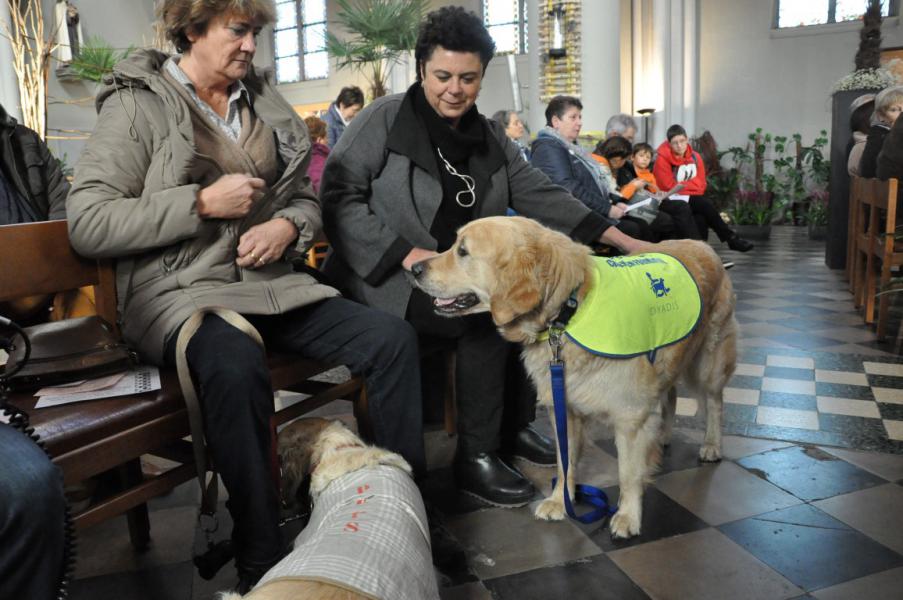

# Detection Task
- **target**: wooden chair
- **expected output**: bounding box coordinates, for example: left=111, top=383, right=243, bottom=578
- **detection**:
left=0, top=220, right=366, bottom=547
left=853, top=178, right=903, bottom=340
left=847, top=176, right=865, bottom=293
left=305, top=241, right=330, bottom=269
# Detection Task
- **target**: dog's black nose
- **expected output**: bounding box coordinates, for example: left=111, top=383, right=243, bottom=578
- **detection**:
left=411, top=261, right=425, bottom=278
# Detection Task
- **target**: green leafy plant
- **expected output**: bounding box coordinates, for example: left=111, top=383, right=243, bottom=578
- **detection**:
left=728, top=189, right=773, bottom=226
left=68, top=36, right=133, bottom=83
left=806, top=189, right=829, bottom=226
left=325, top=0, right=426, bottom=99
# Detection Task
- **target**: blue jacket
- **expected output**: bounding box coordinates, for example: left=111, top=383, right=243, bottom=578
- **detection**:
left=530, top=134, right=616, bottom=222
left=324, top=102, right=345, bottom=148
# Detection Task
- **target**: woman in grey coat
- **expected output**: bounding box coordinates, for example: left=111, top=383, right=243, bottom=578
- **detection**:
left=321, top=7, right=646, bottom=508
left=66, top=0, right=422, bottom=591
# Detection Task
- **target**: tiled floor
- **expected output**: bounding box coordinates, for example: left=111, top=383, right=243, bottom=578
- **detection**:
left=70, top=226, right=903, bottom=599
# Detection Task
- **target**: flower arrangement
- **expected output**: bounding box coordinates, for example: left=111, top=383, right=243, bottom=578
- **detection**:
left=832, top=67, right=898, bottom=92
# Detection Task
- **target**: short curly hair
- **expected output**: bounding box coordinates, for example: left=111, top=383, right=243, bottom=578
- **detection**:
left=304, top=116, right=326, bottom=141
left=157, top=0, right=276, bottom=53
left=414, top=6, right=496, bottom=81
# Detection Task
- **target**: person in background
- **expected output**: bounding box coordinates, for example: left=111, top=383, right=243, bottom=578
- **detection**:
left=848, top=93, right=876, bottom=177
left=0, top=101, right=94, bottom=322
left=303, top=115, right=329, bottom=194
left=531, top=95, right=653, bottom=241
left=0, top=422, right=67, bottom=600
left=324, top=86, right=364, bottom=148
left=491, top=109, right=530, bottom=160
left=654, top=124, right=753, bottom=252
left=594, top=136, right=697, bottom=241
left=605, top=112, right=638, bottom=143
left=861, top=85, right=903, bottom=178
left=67, top=0, right=423, bottom=591
left=321, top=7, right=647, bottom=509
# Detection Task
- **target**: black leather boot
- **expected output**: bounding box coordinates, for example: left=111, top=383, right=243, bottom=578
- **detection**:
left=501, top=424, right=557, bottom=467
left=454, top=451, right=535, bottom=507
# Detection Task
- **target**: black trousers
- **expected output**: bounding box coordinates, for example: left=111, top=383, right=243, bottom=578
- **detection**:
left=657, top=199, right=701, bottom=240
left=407, top=290, right=535, bottom=456
left=164, top=297, right=423, bottom=569
left=689, top=195, right=734, bottom=242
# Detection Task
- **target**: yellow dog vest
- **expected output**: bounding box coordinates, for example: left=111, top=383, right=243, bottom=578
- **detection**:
left=544, top=254, right=702, bottom=361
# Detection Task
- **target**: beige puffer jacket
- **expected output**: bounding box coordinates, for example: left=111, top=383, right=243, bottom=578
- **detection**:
left=67, top=49, right=339, bottom=363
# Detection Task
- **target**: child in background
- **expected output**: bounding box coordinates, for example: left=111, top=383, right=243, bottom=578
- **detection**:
left=630, top=143, right=659, bottom=194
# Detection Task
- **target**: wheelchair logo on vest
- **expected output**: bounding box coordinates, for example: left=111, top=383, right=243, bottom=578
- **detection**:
left=646, top=272, right=671, bottom=298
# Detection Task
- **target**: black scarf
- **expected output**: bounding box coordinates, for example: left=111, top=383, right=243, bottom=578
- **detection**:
left=413, top=85, right=488, bottom=251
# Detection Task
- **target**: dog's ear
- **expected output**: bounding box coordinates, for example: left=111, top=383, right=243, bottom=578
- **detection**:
left=490, top=243, right=541, bottom=326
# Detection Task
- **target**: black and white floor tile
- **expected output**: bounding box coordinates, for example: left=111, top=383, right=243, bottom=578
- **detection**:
left=69, top=227, right=903, bottom=599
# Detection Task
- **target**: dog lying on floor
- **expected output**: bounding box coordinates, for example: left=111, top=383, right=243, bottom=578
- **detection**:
left=220, top=418, right=439, bottom=600
left=411, top=216, right=738, bottom=539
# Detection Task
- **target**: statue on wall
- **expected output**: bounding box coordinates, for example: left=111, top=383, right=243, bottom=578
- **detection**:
left=54, top=0, right=83, bottom=62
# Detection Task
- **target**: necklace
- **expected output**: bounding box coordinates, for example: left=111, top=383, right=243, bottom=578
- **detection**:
left=436, top=148, right=476, bottom=208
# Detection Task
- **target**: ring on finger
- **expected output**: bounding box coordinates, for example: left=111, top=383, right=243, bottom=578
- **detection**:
left=249, top=251, right=258, bottom=261
left=257, top=258, right=265, bottom=266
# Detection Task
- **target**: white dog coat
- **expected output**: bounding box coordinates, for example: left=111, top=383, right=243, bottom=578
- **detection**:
left=255, top=465, right=439, bottom=600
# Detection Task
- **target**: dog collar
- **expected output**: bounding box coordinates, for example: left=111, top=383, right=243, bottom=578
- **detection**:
left=551, top=286, right=582, bottom=330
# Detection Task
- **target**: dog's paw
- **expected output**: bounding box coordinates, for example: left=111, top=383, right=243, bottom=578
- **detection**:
left=534, top=498, right=566, bottom=521
left=698, top=444, right=722, bottom=462
left=609, top=510, right=641, bottom=539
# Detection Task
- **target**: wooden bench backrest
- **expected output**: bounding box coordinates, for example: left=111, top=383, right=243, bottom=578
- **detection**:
left=0, top=220, right=117, bottom=327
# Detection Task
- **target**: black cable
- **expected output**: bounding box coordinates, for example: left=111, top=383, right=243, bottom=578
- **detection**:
left=1, top=317, right=75, bottom=600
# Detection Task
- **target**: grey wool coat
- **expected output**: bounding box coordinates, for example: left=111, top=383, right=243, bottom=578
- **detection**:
left=320, top=85, right=608, bottom=317
left=67, top=49, right=339, bottom=364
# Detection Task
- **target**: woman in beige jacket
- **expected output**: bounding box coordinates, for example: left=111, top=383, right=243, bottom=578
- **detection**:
left=66, top=0, right=423, bottom=591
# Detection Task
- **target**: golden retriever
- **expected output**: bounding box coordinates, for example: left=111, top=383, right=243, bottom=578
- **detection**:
left=220, top=418, right=438, bottom=600
left=411, top=216, right=737, bottom=539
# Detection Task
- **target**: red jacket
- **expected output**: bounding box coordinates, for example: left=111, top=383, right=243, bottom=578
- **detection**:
left=653, top=141, right=707, bottom=196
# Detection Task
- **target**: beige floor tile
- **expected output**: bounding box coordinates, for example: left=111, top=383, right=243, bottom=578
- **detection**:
left=762, top=377, right=816, bottom=396
left=756, top=405, right=820, bottom=430
left=766, top=355, right=815, bottom=369
left=884, top=420, right=903, bottom=441
left=814, top=484, right=903, bottom=555
left=740, top=322, right=799, bottom=337
left=812, top=566, right=903, bottom=600
left=816, top=396, right=881, bottom=419
left=819, top=446, right=903, bottom=481
left=864, top=361, right=903, bottom=377
left=734, top=363, right=766, bottom=377
left=655, top=462, right=801, bottom=525
left=676, top=396, right=698, bottom=417
left=721, top=435, right=793, bottom=461
left=608, top=528, right=802, bottom=600
left=814, top=369, right=869, bottom=386
left=873, top=387, right=903, bottom=405
left=444, top=505, right=601, bottom=580
left=723, top=387, right=760, bottom=405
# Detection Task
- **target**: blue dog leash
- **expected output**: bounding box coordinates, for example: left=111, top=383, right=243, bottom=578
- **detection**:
left=548, top=293, right=618, bottom=524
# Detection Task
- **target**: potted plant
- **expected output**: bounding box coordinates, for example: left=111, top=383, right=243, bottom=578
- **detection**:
left=806, top=189, right=829, bottom=240
left=325, top=0, right=426, bottom=99
left=728, top=189, right=773, bottom=240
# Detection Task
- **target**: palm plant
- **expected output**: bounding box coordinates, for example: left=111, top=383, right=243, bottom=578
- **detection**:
left=68, top=36, right=134, bottom=83
left=325, top=0, right=426, bottom=99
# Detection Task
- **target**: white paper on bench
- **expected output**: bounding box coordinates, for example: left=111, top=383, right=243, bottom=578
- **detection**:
left=34, top=366, right=161, bottom=408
